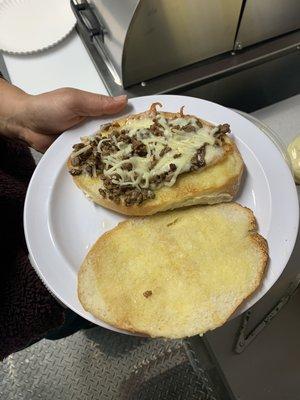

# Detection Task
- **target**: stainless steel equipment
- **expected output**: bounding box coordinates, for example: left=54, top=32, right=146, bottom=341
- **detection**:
left=235, top=0, right=300, bottom=49
left=71, top=0, right=300, bottom=110
left=87, top=0, right=242, bottom=87
left=0, top=53, right=9, bottom=81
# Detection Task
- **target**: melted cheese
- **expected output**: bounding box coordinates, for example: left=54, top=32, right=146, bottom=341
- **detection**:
left=95, top=115, right=223, bottom=189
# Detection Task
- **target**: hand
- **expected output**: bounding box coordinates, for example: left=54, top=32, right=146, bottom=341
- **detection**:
left=0, top=79, right=127, bottom=152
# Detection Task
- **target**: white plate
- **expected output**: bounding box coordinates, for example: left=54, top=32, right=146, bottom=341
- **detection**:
left=0, top=0, right=76, bottom=54
left=24, top=95, right=299, bottom=335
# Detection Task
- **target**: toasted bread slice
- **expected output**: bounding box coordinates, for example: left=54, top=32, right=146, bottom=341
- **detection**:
left=78, top=203, right=268, bottom=338
left=68, top=106, right=244, bottom=216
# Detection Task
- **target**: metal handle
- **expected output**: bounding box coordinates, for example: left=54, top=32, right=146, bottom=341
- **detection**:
left=235, top=277, right=300, bottom=354
left=70, top=0, right=106, bottom=42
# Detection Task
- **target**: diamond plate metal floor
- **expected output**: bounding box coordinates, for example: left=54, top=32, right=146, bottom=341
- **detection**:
left=0, top=327, right=228, bottom=400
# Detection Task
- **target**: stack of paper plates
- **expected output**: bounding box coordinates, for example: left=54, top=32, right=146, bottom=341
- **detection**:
left=0, top=0, right=76, bottom=54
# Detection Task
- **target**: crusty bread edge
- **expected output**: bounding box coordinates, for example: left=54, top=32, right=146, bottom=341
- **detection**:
left=78, top=203, right=268, bottom=338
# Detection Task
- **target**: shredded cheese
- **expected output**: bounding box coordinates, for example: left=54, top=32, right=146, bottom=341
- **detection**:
left=92, top=115, right=223, bottom=189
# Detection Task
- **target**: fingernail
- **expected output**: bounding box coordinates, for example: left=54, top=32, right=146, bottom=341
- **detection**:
left=113, top=95, right=127, bottom=101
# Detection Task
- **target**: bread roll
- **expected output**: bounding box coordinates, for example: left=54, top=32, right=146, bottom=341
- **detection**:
left=78, top=203, right=268, bottom=338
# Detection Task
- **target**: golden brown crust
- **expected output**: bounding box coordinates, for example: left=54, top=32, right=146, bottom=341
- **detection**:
left=68, top=110, right=244, bottom=216
left=78, top=203, right=268, bottom=338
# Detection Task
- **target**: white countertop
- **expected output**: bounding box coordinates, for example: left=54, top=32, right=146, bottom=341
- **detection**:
left=3, top=30, right=107, bottom=95
left=2, top=29, right=300, bottom=400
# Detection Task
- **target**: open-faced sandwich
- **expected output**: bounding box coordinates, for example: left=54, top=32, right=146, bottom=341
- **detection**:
left=68, top=103, right=244, bottom=216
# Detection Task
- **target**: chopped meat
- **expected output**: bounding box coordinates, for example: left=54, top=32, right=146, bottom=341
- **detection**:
left=85, top=165, right=93, bottom=176
left=69, top=168, right=82, bottom=176
left=132, top=139, right=147, bottom=157
left=182, top=125, right=196, bottom=132
left=111, top=173, right=121, bottom=181
left=150, top=122, right=164, bottom=137
left=100, top=123, right=112, bottom=132
left=159, top=146, right=171, bottom=157
left=136, top=192, right=144, bottom=204
left=102, top=177, right=115, bottom=190
left=71, top=156, right=81, bottom=167
left=100, top=141, right=118, bottom=156
left=124, top=189, right=142, bottom=206
left=122, top=162, right=133, bottom=171
left=123, top=187, right=155, bottom=205
left=149, top=172, right=168, bottom=185
left=119, top=134, right=132, bottom=144
left=215, top=123, right=230, bottom=136
left=72, top=143, right=85, bottom=151
left=95, top=154, right=104, bottom=172
left=190, top=145, right=206, bottom=171
left=89, top=139, right=97, bottom=147
left=174, top=153, right=182, bottom=159
left=79, top=147, right=92, bottom=161
left=98, top=188, right=106, bottom=198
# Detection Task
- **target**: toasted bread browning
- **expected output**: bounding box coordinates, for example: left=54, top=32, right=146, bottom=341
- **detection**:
left=78, top=203, right=268, bottom=338
left=68, top=104, right=242, bottom=215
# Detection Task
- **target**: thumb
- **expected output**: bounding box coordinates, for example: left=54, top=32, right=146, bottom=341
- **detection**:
left=70, top=90, right=127, bottom=117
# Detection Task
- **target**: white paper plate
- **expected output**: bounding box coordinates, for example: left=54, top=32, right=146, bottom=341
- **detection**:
left=24, top=95, right=299, bottom=335
left=0, top=0, right=76, bottom=54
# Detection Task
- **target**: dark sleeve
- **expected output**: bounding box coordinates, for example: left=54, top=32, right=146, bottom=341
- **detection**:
left=0, top=139, right=65, bottom=360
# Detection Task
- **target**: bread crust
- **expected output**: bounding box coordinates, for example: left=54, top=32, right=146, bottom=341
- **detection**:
left=78, top=203, right=268, bottom=338
left=68, top=109, right=244, bottom=216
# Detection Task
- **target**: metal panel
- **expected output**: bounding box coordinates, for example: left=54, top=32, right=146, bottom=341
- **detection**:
left=0, top=53, right=10, bottom=81
left=0, top=327, right=233, bottom=400
left=75, top=0, right=242, bottom=87
left=77, top=20, right=300, bottom=112
left=236, top=0, right=300, bottom=49
left=87, top=0, right=139, bottom=82
left=123, top=0, right=242, bottom=86
left=181, top=51, right=300, bottom=112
